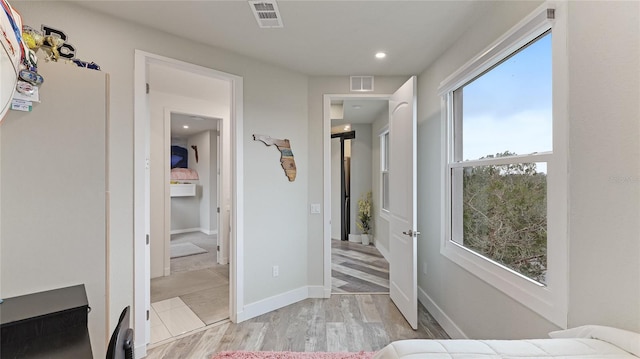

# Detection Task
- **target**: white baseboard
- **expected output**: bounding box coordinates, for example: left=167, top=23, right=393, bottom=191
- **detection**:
left=236, top=286, right=318, bottom=322
left=164, top=267, right=170, bottom=277
left=218, top=256, right=229, bottom=265
left=376, top=242, right=390, bottom=262
left=200, top=229, right=218, bottom=235
left=323, top=286, right=332, bottom=298
left=307, top=285, right=325, bottom=298
left=134, top=345, right=147, bottom=359
left=418, top=286, right=467, bottom=339
left=170, top=227, right=200, bottom=235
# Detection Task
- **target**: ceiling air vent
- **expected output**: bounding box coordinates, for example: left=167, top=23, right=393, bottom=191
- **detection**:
left=351, top=76, right=374, bottom=92
left=249, top=1, right=284, bottom=28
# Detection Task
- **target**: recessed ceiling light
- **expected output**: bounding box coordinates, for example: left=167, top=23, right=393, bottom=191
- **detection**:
left=183, top=125, right=189, bottom=129
left=352, top=105, right=362, bottom=110
left=375, top=52, right=387, bottom=59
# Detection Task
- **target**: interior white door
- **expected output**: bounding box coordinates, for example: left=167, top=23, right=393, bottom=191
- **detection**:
left=388, top=76, right=418, bottom=330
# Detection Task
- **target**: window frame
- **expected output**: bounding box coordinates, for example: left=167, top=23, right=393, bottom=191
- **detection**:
left=438, top=3, right=568, bottom=328
left=379, top=126, right=390, bottom=218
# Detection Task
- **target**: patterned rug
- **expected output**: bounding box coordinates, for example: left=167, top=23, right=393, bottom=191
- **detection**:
left=212, top=351, right=376, bottom=359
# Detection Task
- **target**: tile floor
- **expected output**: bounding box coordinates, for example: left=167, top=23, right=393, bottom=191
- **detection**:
left=150, top=232, right=229, bottom=344
left=150, top=297, right=206, bottom=343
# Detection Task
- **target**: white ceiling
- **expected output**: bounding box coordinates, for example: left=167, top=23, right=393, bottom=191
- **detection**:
left=171, top=113, right=219, bottom=140
left=331, top=99, right=388, bottom=129
left=71, top=0, right=496, bottom=76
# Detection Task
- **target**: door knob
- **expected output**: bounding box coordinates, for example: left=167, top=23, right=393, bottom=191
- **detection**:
left=402, top=229, right=421, bottom=237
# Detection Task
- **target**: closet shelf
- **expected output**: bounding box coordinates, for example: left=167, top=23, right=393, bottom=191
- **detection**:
left=170, top=183, right=196, bottom=197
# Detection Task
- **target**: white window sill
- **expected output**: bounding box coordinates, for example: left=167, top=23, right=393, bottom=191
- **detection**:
left=441, top=240, right=566, bottom=328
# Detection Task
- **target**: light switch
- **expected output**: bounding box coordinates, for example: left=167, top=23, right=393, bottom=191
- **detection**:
left=310, top=203, right=321, bottom=214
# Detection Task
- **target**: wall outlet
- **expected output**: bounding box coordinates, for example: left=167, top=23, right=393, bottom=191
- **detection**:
left=422, top=262, right=428, bottom=275
left=272, top=265, right=279, bottom=277
left=310, top=203, right=321, bottom=214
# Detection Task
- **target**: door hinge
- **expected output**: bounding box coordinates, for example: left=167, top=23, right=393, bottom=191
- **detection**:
left=217, top=245, right=220, bottom=251
left=146, top=83, right=150, bottom=94
left=146, top=310, right=150, bottom=320
left=217, top=207, right=220, bottom=213
left=146, top=234, right=149, bottom=245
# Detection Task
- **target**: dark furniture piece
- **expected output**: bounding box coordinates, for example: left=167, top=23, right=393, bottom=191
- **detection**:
left=0, top=284, right=92, bottom=359
left=106, top=306, right=134, bottom=359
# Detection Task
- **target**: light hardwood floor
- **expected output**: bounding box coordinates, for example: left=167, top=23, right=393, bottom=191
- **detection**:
left=146, top=294, right=449, bottom=358
left=332, top=240, right=389, bottom=293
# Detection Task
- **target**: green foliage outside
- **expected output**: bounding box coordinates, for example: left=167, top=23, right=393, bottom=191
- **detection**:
left=462, top=152, right=547, bottom=284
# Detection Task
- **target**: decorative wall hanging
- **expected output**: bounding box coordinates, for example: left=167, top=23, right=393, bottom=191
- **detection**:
left=253, top=134, right=296, bottom=182
left=22, top=25, right=101, bottom=70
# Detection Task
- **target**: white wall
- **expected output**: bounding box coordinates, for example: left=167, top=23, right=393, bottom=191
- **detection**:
left=12, top=1, right=309, bottom=331
left=349, top=124, right=372, bottom=235
left=188, top=130, right=217, bottom=235
left=565, top=0, right=639, bottom=332
left=371, top=106, right=389, bottom=252
left=416, top=0, right=640, bottom=339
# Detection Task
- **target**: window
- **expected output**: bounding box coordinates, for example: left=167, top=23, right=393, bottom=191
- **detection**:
left=380, top=129, right=390, bottom=213
left=438, top=5, right=567, bottom=327
left=452, top=32, right=552, bottom=285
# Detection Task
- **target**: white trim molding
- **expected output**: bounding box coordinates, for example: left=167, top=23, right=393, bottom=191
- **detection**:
left=237, top=286, right=324, bottom=322
left=418, top=287, right=467, bottom=339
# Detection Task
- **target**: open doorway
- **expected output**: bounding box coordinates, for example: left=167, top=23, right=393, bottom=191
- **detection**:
left=328, top=98, right=390, bottom=294
left=147, top=110, right=228, bottom=344
left=134, top=51, right=244, bottom=356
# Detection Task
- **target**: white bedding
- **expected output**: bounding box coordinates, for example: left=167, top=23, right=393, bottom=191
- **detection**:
left=374, top=326, right=640, bottom=359
left=373, top=338, right=638, bottom=358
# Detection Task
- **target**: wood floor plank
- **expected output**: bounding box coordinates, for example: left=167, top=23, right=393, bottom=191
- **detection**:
left=332, top=263, right=390, bottom=288
left=356, top=295, right=382, bottom=323
left=339, top=262, right=388, bottom=278
left=326, top=322, right=349, bottom=352
left=331, top=240, right=390, bottom=294
left=333, top=254, right=389, bottom=273
left=304, top=299, right=327, bottom=352
left=146, top=294, right=448, bottom=357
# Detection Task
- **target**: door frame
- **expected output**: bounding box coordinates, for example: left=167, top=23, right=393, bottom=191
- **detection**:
left=134, top=50, right=244, bottom=356
left=322, top=93, right=391, bottom=296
